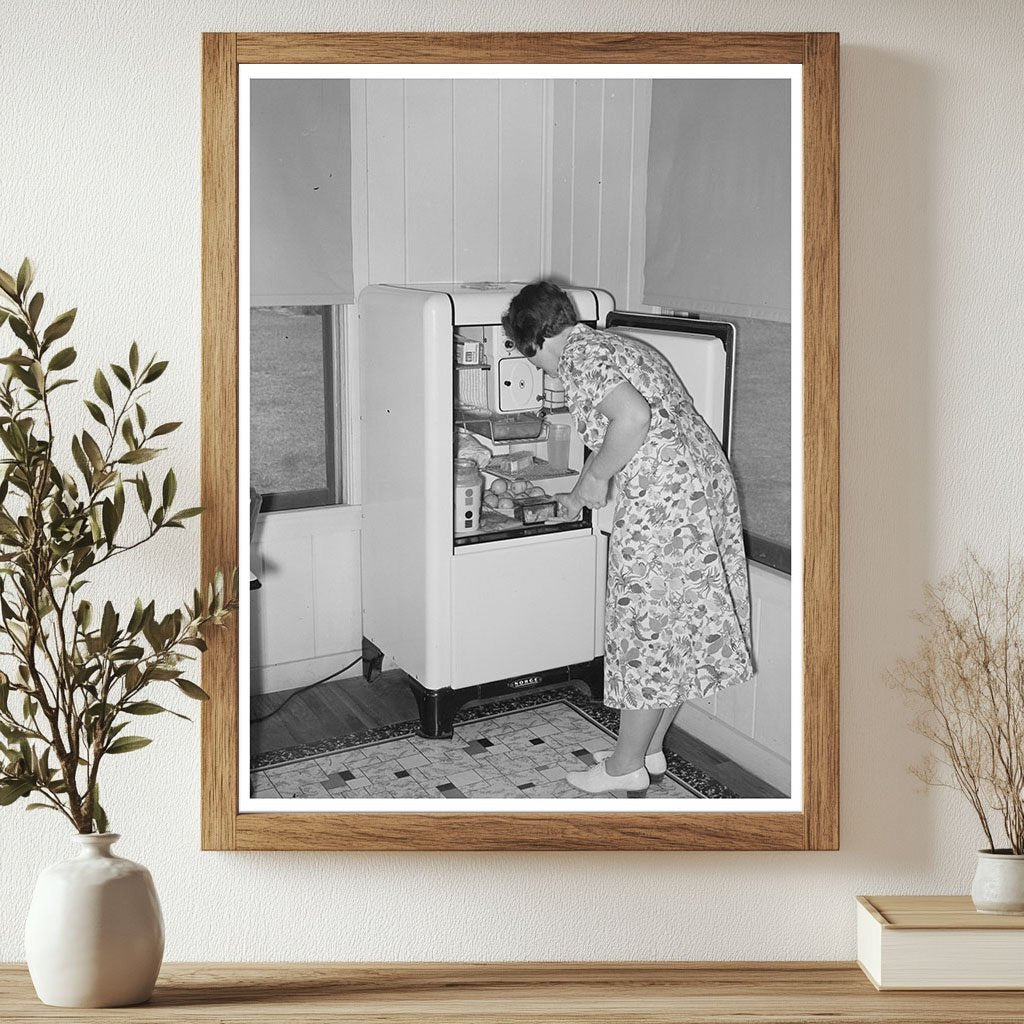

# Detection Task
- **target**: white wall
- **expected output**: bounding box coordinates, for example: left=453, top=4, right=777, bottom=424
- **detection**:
left=250, top=505, right=363, bottom=693
left=3, top=0, right=1023, bottom=963
left=351, top=75, right=651, bottom=301
left=676, top=561, right=792, bottom=791
left=549, top=78, right=652, bottom=310
left=351, top=78, right=552, bottom=291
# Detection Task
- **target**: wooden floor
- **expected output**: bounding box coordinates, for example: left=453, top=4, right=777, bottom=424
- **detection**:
left=250, top=670, right=786, bottom=799
left=251, top=669, right=418, bottom=752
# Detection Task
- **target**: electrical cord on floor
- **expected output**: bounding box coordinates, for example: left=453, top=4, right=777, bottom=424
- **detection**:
left=249, top=654, right=365, bottom=724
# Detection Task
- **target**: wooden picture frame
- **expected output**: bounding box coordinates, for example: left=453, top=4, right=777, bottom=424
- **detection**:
left=201, top=32, right=839, bottom=851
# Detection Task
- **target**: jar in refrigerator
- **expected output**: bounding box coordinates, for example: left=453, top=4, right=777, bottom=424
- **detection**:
left=454, top=458, right=483, bottom=534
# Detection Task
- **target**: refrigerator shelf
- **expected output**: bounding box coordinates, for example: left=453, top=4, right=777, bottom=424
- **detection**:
left=485, top=458, right=579, bottom=483
left=471, top=509, right=536, bottom=536
left=455, top=507, right=589, bottom=545
left=457, top=411, right=547, bottom=442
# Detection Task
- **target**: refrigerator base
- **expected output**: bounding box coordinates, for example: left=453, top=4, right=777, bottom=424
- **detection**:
left=407, top=658, right=605, bottom=739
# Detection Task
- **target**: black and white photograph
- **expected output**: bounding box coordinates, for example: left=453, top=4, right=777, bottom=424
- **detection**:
left=242, top=67, right=800, bottom=810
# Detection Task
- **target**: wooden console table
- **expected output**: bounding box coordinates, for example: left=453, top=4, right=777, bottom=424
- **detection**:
left=2, top=962, right=1023, bottom=1022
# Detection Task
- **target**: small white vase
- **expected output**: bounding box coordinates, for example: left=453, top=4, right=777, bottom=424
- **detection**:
left=971, top=849, right=1024, bottom=915
left=25, top=833, right=164, bottom=1007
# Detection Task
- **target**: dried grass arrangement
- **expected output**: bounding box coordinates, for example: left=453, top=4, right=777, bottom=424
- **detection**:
left=894, top=552, right=1024, bottom=854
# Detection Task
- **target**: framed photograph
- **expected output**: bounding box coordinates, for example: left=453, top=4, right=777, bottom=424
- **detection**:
left=201, top=32, right=838, bottom=851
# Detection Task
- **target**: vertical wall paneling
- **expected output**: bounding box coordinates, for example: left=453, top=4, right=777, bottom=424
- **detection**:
left=251, top=506, right=364, bottom=694
left=548, top=80, right=575, bottom=282
left=349, top=79, right=371, bottom=296
left=713, top=561, right=762, bottom=736
left=311, top=529, right=363, bottom=656
left=714, top=661, right=758, bottom=739
left=364, top=79, right=407, bottom=284
left=598, top=80, right=635, bottom=309
left=672, top=562, right=792, bottom=792
left=252, top=532, right=316, bottom=667
left=497, top=79, right=547, bottom=280
left=627, top=79, right=653, bottom=311
left=339, top=305, right=361, bottom=504
left=404, top=80, right=455, bottom=283
left=539, top=79, right=556, bottom=278
left=750, top=563, right=793, bottom=754
left=248, top=542, right=265, bottom=666
left=567, top=79, right=603, bottom=288
left=548, top=78, right=653, bottom=312
left=453, top=80, right=501, bottom=282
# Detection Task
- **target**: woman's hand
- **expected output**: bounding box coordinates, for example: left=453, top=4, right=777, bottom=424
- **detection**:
left=557, top=487, right=581, bottom=520
left=555, top=492, right=583, bottom=520
left=556, top=473, right=610, bottom=520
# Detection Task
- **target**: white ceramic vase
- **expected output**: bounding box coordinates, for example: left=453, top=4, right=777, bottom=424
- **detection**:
left=25, top=833, right=164, bottom=1007
left=971, top=849, right=1024, bottom=915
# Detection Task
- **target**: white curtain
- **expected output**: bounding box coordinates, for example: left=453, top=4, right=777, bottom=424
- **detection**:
left=643, top=79, right=791, bottom=321
left=250, top=79, right=354, bottom=306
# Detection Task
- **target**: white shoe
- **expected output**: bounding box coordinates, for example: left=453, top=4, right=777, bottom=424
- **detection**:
left=566, top=760, right=649, bottom=798
left=593, top=749, right=667, bottom=784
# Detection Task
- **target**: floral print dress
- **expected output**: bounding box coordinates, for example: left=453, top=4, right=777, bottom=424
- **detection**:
left=558, top=324, right=754, bottom=709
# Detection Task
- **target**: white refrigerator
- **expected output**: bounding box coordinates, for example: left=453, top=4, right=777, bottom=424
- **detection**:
left=358, top=282, right=735, bottom=737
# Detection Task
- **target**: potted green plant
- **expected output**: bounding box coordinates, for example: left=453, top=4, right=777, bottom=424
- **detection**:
left=895, top=551, right=1024, bottom=914
left=0, top=259, right=236, bottom=1005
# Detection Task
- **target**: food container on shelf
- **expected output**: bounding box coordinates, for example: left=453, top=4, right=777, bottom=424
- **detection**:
left=455, top=335, right=484, bottom=365
left=486, top=451, right=534, bottom=476
left=512, top=494, right=560, bottom=524
left=453, top=458, right=483, bottom=534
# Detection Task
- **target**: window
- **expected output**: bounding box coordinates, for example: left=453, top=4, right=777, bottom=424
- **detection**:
left=249, top=305, right=343, bottom=511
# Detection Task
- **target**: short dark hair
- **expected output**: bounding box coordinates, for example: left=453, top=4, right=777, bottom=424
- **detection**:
left=501, top=280, right=577, bottom=357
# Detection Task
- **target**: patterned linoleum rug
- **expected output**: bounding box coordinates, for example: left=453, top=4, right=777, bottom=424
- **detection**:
left=250, top=685, right=738, bottom=801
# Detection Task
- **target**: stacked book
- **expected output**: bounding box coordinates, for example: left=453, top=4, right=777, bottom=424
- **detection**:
left=857, top=895, right=1024, bottom=989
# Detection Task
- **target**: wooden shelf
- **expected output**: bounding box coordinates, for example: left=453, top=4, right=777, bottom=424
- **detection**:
left=3, top=962, right=1024, bottom=1022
